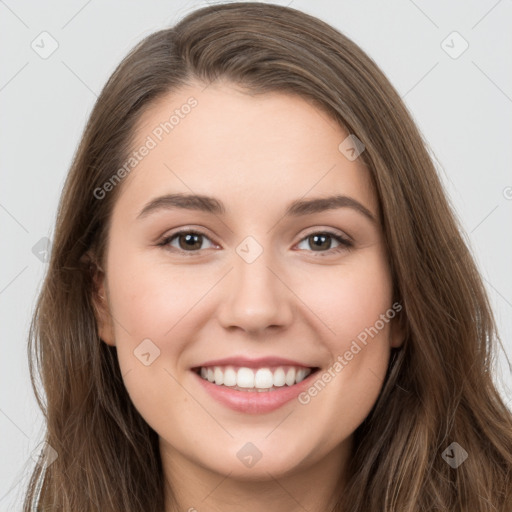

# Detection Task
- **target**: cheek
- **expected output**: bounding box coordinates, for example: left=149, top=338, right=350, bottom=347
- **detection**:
left=103, top=250, right=218, bottom=425
left=299, top=248, right=393, bottom=344
left=298, top=339, right=390, bottom=456
left=104, top=261, right=193, bottom=435
left=107, top=248, right=216, bottom=340
left=293, top=249, right=394, bottom=430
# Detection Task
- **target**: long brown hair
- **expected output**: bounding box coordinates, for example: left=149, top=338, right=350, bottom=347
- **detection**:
left=24, top=3, right=512, bottom=511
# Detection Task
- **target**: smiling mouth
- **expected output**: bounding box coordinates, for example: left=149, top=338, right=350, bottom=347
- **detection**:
left=192, top=365, right=320, bottom=392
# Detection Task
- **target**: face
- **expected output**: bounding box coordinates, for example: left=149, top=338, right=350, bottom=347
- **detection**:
left=94, top=81, right=403, bottom=485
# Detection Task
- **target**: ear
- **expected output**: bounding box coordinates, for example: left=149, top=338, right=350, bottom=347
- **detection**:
left=389, top=307, right=406, bottom=349
left=86, top=253, right=116, bottom=347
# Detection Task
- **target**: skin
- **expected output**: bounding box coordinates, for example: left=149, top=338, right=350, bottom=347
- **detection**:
left=94, top=80, right=404, bottom=512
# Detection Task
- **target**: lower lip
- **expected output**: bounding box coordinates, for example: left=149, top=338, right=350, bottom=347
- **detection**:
left=192, top=369, right=318, bottom=414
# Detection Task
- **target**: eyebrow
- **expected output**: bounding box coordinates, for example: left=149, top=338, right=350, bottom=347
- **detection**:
left=136, top=193, right=377, bottom=224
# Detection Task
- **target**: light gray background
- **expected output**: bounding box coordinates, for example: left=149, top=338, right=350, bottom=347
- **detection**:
left=1, top=0, right=511, bottom=509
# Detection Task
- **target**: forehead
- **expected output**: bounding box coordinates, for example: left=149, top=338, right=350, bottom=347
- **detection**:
left=115, top=82, right=376, bottom=219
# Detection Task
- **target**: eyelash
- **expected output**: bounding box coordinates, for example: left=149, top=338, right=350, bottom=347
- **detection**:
left=157, top=229, right=353, bottom=257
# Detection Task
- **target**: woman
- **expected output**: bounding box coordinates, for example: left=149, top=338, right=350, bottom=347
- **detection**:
left=24, top=2, right=512, bottom=511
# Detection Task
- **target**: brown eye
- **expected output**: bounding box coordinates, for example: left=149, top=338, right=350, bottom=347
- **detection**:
left=177, top=232, right=203, bottom=251
left=308, top=234, right=332, bottom=251
left=296, top=231, right=352, bottom=255
left=159, top=230, right=215, bottom=254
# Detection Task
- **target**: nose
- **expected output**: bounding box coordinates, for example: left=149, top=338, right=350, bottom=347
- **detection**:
left=216, top=248, right=294, bottom=336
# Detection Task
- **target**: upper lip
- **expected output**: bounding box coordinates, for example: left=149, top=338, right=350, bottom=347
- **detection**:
left=192, top=356, right=317, bottom=369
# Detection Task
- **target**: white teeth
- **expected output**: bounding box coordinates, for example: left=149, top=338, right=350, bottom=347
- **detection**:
left=223, top=367, right=237, bottom=386
left=285, top=368, right=296, bottom=386
left=273, top=367, right=286, bottom=387
left=214, top=367, right=224, bottom=385
left=296, top=368, right=308, bottom=383
left=237, top=367, right=255, bottom=388
left=254, top=368, right=273, bottom=389
left=197, top=365, right=313, bottom=389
